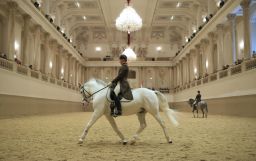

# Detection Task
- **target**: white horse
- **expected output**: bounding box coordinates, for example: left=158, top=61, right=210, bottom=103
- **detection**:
left=79, top=79, right=178, bottom=144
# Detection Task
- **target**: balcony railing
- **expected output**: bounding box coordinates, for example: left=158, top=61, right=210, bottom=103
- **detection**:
left=173, top=57, right=256, bottom=93
left=0, top=57, right=79, bottom=92
left=219, top=70, right=228, bottom=79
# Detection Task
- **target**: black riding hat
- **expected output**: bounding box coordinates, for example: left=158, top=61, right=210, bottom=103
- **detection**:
left=119, top=54, right=127, bottom=61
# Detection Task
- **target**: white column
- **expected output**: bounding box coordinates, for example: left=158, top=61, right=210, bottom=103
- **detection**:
left=7, top=2, right=17, bottom=60
left=72, top=58, right=76, bottom=85
left=227, top=14, right=237, bottom=63
left=201, top=39, right=208, bottom=75
left=169, top=67, right=174, bottom=89
left=177, top=63, right=180, bottom=86
left=195, top=44, right=201, bottom=77
left=217, top=24, right=224, bottom=70
left=191, top=50, right=197, bottom=80
left=21, top=15, right=31, bottom=66
left=174, top=66, right=177, bottom=87
left=189, top=51, right=194, bottom=81
left=34, top=26, right=41, bottom=71
left=44, top=34, right=50, bottom=74
left=183, top=58, right=187, bottom=84
left=207, top=32, right=215, bottom=74
left=186, top=54, right=191, bottom=83
left=179, top=61, right=183, bottom=85
left=67, top=54, right=72, bottom=83
left=51, top=41, right=57, bottom=77
left=241, top=0, right=251, bottom=59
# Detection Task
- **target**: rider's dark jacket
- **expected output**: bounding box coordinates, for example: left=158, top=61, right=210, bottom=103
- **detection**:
left=111, top=63, right=133, bottom=100
left=195, top=93, right=201, bottom=103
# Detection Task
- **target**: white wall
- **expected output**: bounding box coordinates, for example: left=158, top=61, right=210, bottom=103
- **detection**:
left=0, top=69, right=82, bottom=102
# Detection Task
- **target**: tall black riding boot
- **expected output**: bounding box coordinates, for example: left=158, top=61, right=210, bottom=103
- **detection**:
left=115, top=100, right=122, bottom=116
left=110, top=102, right=115, bottom=116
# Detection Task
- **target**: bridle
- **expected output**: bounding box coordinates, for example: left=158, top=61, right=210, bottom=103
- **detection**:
left=81, top=84, right=110, bottom=103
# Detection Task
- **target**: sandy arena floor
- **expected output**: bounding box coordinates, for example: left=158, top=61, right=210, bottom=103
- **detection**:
left=0, top=112, right=256, bottom=161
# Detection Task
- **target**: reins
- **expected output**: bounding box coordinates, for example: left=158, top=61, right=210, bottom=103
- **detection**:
left=81, top=84, right=110, bottom=103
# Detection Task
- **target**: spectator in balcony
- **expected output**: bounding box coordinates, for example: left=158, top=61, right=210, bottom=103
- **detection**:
left=14, top=58, right=21, bottom=65
left=0, top=53, right=7, bottom=59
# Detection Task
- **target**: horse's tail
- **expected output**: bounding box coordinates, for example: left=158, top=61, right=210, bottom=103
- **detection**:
left=155, top=91, right=179, bottom=126
left=205, top=102, right=208, bottom=113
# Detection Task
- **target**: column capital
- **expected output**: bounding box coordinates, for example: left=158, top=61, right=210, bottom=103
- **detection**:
left=58, top=44, right=63, bottom=50
left=189, top=49, right=196, bottom=53
left=208, top=32, right=215, bottom=38
left=34, top=25, right=42, bottom=32
left=193, top=4, right=199, bottom=10
left=240, top=0, right=251, bottom=9
left=201, top=39, right=209, bottom=48
left=7, top=1, right=18, bottom=10
left=227, top=13, right=236, bottom=21
left=44, top=33, right=50, bottom=40
left=216, top=24, right=224, bottom=30
left=23, top=14, right=31, bottom=21
left=195, top=44, right=201, bottom=49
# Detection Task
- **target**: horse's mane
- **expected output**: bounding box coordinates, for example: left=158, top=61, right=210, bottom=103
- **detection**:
left=88, top=78, right=107, bottom=86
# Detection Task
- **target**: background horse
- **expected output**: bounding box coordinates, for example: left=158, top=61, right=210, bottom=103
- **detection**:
left=79, top=79, right=178, bottom=145
left=188, top=98, right=208, bottom=118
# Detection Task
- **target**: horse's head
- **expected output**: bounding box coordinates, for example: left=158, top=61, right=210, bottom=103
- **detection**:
left=80, top=79, right=107, bottom=103
left=188, top=98, right=194, bottom=107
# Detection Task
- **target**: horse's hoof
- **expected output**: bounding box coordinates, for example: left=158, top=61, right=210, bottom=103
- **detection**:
left=130, top=140, right=136, bottom=145
left=168, top=140, right=173, bottom=144
left=78, top=139, right=83, bottom=144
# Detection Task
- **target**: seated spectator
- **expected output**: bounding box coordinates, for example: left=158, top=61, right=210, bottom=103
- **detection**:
left=29, top=65, right=33, bottom=70
left=14, top=58, right=21, bottom=65
left=0, top=53, right=7, bottom=59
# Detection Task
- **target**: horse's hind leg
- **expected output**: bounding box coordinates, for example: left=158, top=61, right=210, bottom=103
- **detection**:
left=152, top=113, right=172, bottom=143
left=105, top=115, right=127, bottom=144
left=78, top=111, right=102, bottom=144
left=130, top=112, right=147, bottom=145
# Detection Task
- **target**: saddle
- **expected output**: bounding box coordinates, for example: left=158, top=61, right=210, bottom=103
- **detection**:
left=107, top=83, right=132, bottom=117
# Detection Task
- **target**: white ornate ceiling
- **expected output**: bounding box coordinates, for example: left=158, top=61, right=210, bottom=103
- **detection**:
left=47, top=0, right=213, bottom=60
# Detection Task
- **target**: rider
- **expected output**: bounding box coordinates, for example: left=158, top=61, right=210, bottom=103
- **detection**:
left=110, top=54, right=133, bottom=116
left=193, top=90, right=201, bottom=107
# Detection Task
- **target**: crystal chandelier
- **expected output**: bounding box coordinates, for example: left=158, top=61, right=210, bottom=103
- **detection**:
left=115, top=0, right=142, bottom=33
left=122, top=47, right=137, bottom=61
left=117, top=0, right=142, bottom=60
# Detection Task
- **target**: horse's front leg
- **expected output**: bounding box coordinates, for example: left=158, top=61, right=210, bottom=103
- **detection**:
left=78, top=111, right=103, bottom=144
left=105, top=115, right=127, bottom=144
left=192, top=109, right=195, bottom=118
left=197, top=110, right=199, bottom=118
left=130, top=112, right=147, bottom=145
